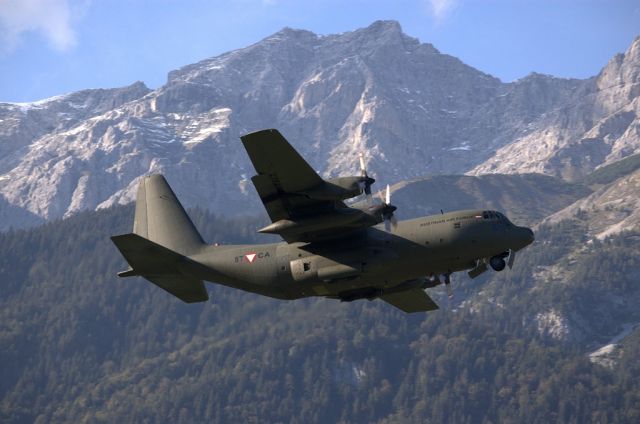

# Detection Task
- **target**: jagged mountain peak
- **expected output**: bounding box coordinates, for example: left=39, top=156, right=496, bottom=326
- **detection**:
left=597, top=35, right=640, bottom=88
left=267, top=26, right=318, bottom=41
left=354, top=19, right=406, bottom=41
left=1, top=23, right=639, bottom=230
left=364, top=19, right=402, bottom=32
left=164, top=27, right=322, bottom=89
left=622, top=35, right=640, bottom=63
left=1, top=81, right=150, bottom=111
left=166, top=21, right=418, bottom=87
left=265, top=20, right=406, bottom=46
left=320, top=19, right=422, bottom=56
left=470, top=34, right=640, bottom=181
left=515, top=71, right=580, bottom=83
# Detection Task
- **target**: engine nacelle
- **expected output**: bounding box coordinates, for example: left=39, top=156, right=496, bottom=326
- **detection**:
left=297, top=176, right=374, bottom=201
left=258, top=208, right=366, bottom=236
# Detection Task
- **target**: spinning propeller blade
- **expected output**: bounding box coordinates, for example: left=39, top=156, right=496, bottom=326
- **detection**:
left=380, top=184, right=398, bottom=232
left=358, top=152, right=374, bottom=202
left=359, top=152, right=367, bottom=177
left=358, top=151, right=398, bottom=231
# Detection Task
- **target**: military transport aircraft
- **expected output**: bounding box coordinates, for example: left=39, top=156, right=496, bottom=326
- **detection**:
left=112, top=129, right=534, bottom=313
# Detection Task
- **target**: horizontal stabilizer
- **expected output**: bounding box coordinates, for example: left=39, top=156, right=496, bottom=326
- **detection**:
left=143, top=275, right=208, bottom=304
left=111, top=233, right=208, bottom=303
left=380, top=288, right=439, bottom=313
left=118, top=268, right=136, bottom=278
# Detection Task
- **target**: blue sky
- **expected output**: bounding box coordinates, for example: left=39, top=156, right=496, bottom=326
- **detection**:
left=1, top=0, right=638, bottom=102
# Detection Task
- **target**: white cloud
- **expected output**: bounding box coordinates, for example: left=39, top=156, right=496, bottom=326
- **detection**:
left=0, top=0, right=78, bottom=53
left=426, top=0, right=458, bottom=23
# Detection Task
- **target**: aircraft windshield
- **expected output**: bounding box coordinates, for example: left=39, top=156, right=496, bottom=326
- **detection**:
left=482, top=211, right=512, bottom=225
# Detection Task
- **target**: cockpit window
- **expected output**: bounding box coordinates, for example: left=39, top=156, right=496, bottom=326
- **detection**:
left=483, top=210, right=509, bottom=221
left=495, top=211, right=513, bottom=225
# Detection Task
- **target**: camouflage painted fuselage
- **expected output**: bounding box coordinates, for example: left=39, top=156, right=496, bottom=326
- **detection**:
left=187, top=209, right=533, bottom=300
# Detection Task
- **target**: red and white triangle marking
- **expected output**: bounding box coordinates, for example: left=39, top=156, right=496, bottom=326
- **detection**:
left=245, top=253, right=257, bottom=263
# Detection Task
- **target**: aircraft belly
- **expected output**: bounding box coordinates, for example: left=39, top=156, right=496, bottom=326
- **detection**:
left=382, top=237, right=479, bottom=278
left=277, top=239, right=463, bottom=297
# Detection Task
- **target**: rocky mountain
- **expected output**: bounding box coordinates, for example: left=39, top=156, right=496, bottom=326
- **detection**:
left=0, top=82, right=151, bottom=226
left=0, top=82, right=151, bottom=171
left=2, top=20, right=640, bottom=422
left=471, top=36, right=640, bottom=180
left=2, top=21, right=637, bottom=230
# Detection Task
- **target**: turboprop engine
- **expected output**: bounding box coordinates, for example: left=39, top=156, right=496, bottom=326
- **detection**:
left=296, top=152, right=376, bottom=201
left=297, top=175, right=375, bottom=201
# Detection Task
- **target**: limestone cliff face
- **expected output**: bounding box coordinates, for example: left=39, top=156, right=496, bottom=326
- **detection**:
left=471, top=37, right=640, bottom=180
left=0, top=21, right=637, bottom=229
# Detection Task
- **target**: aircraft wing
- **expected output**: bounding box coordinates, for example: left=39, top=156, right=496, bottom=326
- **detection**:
left=241, top=128, right=325, bottom=198
left=379, top=288, right=439, bottom=313
left=241, top=129, right=356, bottom=243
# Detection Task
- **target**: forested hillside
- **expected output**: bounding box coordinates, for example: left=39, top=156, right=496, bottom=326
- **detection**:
left=1, top=205, right=639, bottom=423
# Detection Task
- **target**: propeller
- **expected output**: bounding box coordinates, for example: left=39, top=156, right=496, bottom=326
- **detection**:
left=379, top=184, right=398, bottom=232
left=357, top=151, right=398, bottom=230
left=358, top=152, right=375, bottom=204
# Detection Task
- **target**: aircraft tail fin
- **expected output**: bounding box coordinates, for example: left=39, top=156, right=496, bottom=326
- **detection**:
left=132, top=174, right=205, bottom=256
left=111, top=175, right=208, bottom=303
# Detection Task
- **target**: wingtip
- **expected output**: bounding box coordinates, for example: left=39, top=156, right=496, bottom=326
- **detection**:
left=117, top=268, right=137, bottom=278
left=110, top=233, right=142, bottom=243
left=182, top=293, right=210, bottom=303
left=240, top=128, right=280, bottom=141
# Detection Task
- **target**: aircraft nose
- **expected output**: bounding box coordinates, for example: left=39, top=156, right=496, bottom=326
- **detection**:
left=518, top=226, right=535, bottom=247
left=525, top=228, right=536, bottom=244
